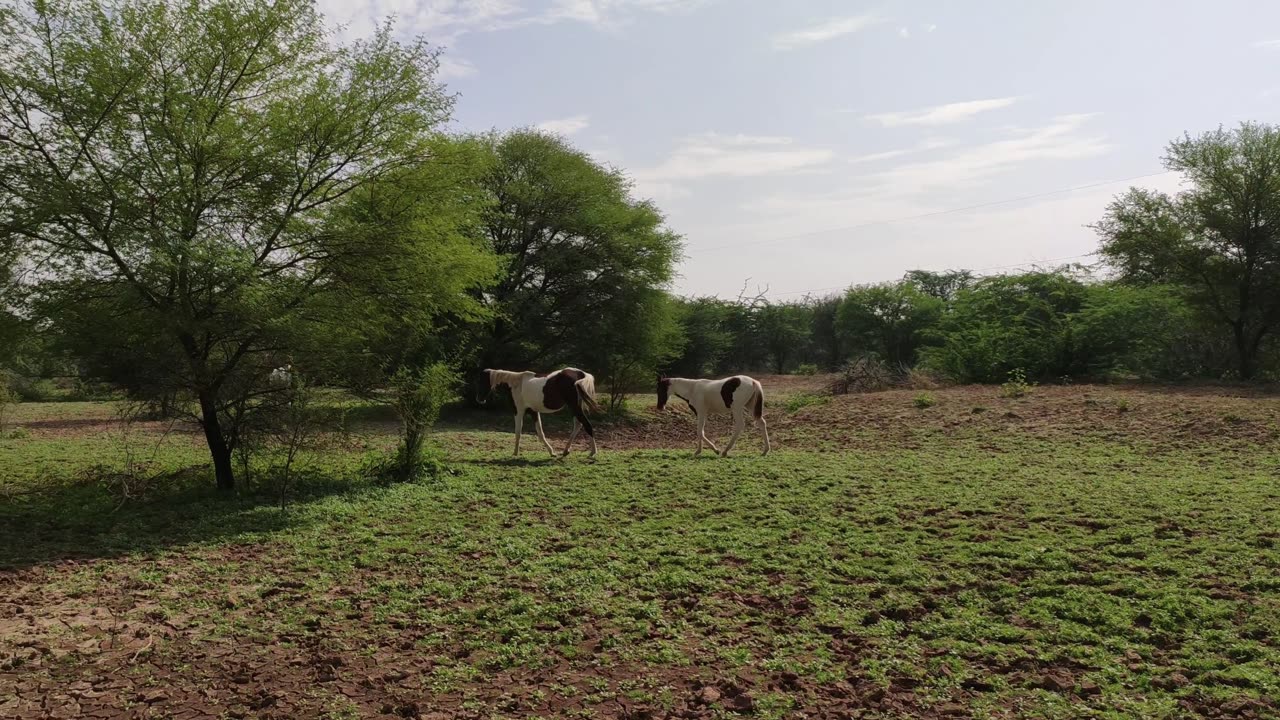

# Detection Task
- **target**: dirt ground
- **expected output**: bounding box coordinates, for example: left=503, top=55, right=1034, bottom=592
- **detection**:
left=3, top=381, right=1280, bottom=719
left=606, top=380, right=1280, bottom=453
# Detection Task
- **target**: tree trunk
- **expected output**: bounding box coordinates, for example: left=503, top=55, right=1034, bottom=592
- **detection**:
left=1233, top=323, right=1256, bottom=380
left=198, top=390, right=236, bottom=491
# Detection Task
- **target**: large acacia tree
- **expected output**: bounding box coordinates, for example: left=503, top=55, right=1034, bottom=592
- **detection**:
left=0, top=0, right=456, bottom=489
left=1094, top=123, right=1280, bottom=379
left=474, top=130, right=682, bottom=375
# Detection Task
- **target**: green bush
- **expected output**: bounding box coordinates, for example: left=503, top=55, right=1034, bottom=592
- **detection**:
left=913, top=393, right=936, bottom=409
left=1000, top=368, right=1034, bottom=398
left=795, top=363, right=819, bottom=376
left=7, top=375, right=60, bottom=402
left=921, top=272, right=1087, bottom=384
left=387, top=363, right=457, bottom=482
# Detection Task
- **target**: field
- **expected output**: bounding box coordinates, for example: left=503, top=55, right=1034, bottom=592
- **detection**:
left=3, top=380, right=1280, bottom=719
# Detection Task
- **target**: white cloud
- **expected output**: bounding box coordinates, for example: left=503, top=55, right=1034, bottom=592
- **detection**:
left=585, top=142, right=624, bottom=166
left=634, top=133, right=833, bottom=183
left=544, top=0, right=707, bottom=28
left=536, top=114, right=591, bottom=136
left=848, top=138, right=954, bottom=164
left=898, top=27, right=910, bottom=39
left=315, top=0, right=525, bottom=44
left=627, top=132, right=832, bottom=201
left=631, top=179, right=692, bottom=203
left=437, top=55, right=477, bottom=79
left=316, top=0, right=707, bottom=43
left=772, top=14, right=881, bottom=50
left=868, top=114, right=1111, bottom=193
left=726, top=114, right=1112, bottom=238
left=1254, top=39, right=1280, bottom=49
left=864, top=97, right=1019, bottom=127
left=926, top=23, right=937, bottom=32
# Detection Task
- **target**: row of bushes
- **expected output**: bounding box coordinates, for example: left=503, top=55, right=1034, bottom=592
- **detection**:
left=665, top=269, right=1272, bottom=384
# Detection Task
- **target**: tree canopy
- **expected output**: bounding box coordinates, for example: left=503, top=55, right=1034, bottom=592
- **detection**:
left=1095, top=122, right=1280, bottom=379
left=473, top=130, right=682, bottom=374
left=0, top=0, right=459, bottom=489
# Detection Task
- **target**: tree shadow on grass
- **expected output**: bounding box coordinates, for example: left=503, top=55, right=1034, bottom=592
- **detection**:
left=454, top=455, right=565, bottom=468
left=0, top=465, right=384, bottom=572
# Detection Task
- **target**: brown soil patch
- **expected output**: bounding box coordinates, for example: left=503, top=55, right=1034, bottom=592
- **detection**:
left=601, top=383, right=1280, bottom=452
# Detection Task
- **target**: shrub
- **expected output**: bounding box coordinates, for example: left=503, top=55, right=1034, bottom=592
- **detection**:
left=7, top=375, right=59, bottom=402
left=913, top=393, right=937, bottom=409
left=830, top=355, right=893, bottom=395
left=920, top=272, right=1088, bottom=383
left=1000, top=368, right=1035, bottom=398
left=795, top=363, right=819, bottom=376
left=904, top=366, right=943, bottom=390
left=388, top=363, right=457, bottom=482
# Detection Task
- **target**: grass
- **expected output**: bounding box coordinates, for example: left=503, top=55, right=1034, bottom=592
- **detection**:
left=783, top=392, right=830, bottom=414
left=2, top=386, right=1280, bottom=718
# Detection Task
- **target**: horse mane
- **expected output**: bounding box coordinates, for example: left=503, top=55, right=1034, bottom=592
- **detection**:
left=487, top=369, right=532, bottom=390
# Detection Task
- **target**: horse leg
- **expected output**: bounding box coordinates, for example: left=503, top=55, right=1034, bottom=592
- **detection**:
left=534, top=413, right=556, bottom=456
left=571, top=401, right=597, bottom=458
left=758, top=415, right=771, bottom=456
left=722, top=410, right=746, bottom=457
left=513, top=410, right=524, bottom=456
left=695, top=414, right=720, bottom=457
left=562, top=418, right=581, bottom=457
left=701, top=412, right=721, bottom=450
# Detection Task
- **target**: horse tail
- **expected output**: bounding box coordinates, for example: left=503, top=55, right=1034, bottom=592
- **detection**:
left=576, top=372, right=601, bottom=414
left=752, top=381, right=765, bottom=420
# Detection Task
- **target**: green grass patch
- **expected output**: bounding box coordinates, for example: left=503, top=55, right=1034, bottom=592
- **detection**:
left=2, top=399, right=1278, bottom=717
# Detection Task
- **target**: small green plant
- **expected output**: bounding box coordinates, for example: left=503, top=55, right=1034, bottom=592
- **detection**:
left=1000, top=368, right=1034, bottom=399
left=785, top=392, right=830, bottom=413
left=1115, top=398, right=1130, bottom=412
left=387, top=363, right=457, bottom=482
left=795, top=363, right=819, bottom=376
left=913, top=393, right=936, bottom=409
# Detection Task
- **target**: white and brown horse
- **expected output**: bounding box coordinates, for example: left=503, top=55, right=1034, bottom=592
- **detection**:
left=479, top=367, right=600, bottom=458
left=657, top=375, right=770, bottom=457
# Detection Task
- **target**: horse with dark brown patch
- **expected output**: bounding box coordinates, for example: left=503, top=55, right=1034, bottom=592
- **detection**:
left=657, top=374, right=769, bottom=457
left=478, top=367, right=601, bottom=458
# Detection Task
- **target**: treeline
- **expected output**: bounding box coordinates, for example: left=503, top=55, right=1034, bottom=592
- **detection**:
left=665, top=123, right=1280, bottom=385
left=662, top=269, right=1255, bottom=383
left=2, top=1, right=1279, bottom=492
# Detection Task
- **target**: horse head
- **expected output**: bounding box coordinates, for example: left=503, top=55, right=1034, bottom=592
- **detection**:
left=473, top=368, right=494, bottom=404
left=656, top=376, right=671, bottom=411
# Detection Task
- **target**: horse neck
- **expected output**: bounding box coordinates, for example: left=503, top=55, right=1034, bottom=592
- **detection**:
left=669, top=378, right=697, bottom=397
left=490, top=369, right=528, bottom=389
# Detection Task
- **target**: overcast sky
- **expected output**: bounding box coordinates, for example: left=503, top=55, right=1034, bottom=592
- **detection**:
left=317, top=0, right=1280, bottom=298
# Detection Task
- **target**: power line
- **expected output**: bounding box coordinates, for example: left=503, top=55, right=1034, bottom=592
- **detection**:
left=692, top=170, right=1173, bottom=253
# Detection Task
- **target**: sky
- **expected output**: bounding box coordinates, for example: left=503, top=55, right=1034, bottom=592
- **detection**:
left=316, top=0, right=1280, bottom=298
